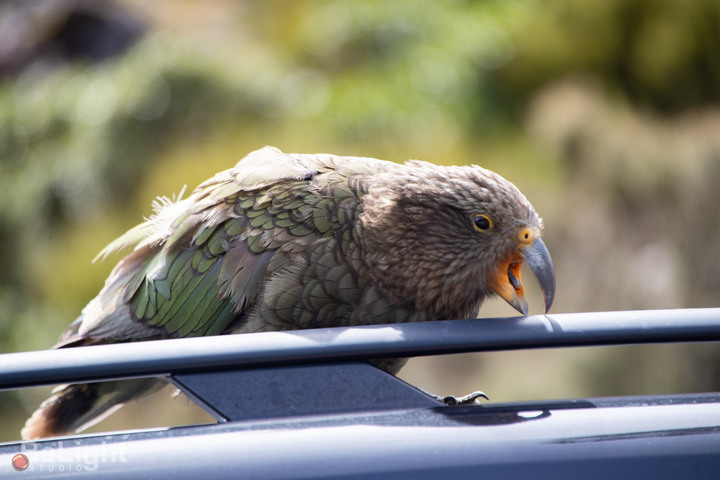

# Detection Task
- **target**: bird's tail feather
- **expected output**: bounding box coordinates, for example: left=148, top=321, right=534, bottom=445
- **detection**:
left=21, top=378, right=165, bottom=440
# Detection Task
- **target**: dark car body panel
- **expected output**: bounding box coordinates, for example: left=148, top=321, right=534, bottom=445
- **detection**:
left=4, top=393, right=720, bottom=479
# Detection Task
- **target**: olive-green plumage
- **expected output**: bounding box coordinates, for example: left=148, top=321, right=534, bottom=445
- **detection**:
left=22, top=146, right=555, bottom=439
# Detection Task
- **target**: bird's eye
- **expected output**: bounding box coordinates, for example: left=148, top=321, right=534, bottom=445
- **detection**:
left=473, top=214, right=493, bottom=231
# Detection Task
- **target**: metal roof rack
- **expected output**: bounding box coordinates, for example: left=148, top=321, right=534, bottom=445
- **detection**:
left=2, top=308, right=719, bottom=422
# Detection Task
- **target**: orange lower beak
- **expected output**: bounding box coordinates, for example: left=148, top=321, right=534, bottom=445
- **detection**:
left=489, top=237, right=555, bottom=315
left=489, top=253, right=528, bottom=315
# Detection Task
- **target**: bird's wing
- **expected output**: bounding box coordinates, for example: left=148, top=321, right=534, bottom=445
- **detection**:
left=67, top=147, right=340, bottom=344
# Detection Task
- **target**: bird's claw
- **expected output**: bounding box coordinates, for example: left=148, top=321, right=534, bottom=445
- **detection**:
left=441, top=391, right=489, bottom=406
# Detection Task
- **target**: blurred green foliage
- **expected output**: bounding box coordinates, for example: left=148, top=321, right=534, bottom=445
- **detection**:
left=0, top=0, right=719, bottom=441
left=493, top=0, right=720, bottom=114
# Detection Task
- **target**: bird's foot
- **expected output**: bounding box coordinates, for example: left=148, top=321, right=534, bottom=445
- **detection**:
left=418, top=387, right=489, bottom=405
left=440, top=391, right=489, bottom=406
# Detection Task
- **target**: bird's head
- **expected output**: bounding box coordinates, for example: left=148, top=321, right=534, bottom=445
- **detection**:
left=360, top=160, right=555, bottom=319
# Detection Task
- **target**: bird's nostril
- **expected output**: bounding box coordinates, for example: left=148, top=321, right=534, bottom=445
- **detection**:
left=519, top=227, right=535, bottom=245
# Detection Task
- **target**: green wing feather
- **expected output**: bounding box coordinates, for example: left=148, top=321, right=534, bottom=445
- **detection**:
left=75, top=147, right=350, bottom=342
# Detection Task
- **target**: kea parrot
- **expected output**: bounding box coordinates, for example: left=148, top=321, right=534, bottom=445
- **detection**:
left=22, top=146, right=555, bottom=439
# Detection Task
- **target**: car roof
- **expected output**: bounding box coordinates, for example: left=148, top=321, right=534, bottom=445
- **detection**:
left=1, top=308, right=720, bottom=479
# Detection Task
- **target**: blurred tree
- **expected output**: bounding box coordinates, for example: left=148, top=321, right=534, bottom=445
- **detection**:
left=489, top=0, right=720, bottom=115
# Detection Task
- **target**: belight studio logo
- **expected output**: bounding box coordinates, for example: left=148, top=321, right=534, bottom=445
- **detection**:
left=11, top=454, right=29, bottom=471
left=10, top=441, right=127, bottom=472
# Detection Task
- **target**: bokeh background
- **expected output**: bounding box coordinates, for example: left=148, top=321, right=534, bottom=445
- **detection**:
left=1, top=0, right=719, bottom=441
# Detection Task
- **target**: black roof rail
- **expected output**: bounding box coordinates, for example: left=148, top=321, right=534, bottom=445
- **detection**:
left=2, top=308, right=720, bottom=391
left=2, top=308, right=719, bottom=422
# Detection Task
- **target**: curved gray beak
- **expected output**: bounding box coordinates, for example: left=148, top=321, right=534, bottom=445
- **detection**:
left=521, top=237, right=556, bottom=313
